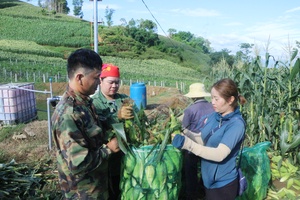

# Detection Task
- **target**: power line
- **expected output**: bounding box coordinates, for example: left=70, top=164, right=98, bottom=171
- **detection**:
left=141, top=0, right=179, bottom=49
left=141, top=0, right=168, bottom=37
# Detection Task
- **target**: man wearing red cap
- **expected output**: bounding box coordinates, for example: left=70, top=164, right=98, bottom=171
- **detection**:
left=92, top=63, right=139, bottom=200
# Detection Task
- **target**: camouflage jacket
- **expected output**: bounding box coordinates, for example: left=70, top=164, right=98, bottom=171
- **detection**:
left=51, top=86, right=111, bottom=200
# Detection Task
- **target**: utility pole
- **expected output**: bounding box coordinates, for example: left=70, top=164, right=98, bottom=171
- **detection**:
left=91, top=0, right=102, bottom=53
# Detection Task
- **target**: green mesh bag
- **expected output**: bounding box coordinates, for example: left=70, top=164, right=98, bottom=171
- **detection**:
left=237, top=141, right=271, bottom=200
left=119, top=144, right=183, bottom=200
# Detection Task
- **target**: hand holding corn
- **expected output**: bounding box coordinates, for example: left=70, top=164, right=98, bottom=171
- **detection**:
left=118, top=105, right=134, bottom=119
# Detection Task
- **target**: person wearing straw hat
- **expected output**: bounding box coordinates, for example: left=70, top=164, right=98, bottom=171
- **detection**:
left=181, top=83, right=214, bottom=200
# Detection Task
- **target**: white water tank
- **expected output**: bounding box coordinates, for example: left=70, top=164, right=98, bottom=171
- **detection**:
left=0, top=83, right=37, bottom=125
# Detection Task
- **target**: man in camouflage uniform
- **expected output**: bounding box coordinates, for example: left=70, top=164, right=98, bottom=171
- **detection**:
left=92, top=63, right=139, bottom=200
left=51, top=49, right=120, bottom=200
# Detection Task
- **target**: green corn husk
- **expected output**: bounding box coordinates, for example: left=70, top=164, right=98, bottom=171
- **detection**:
left=112, top=100, right=183, bottom=199
left=120, top=145, right=182, bottom=200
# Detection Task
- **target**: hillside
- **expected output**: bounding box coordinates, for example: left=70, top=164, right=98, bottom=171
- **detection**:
left=0, top=0, right=211, bottom=87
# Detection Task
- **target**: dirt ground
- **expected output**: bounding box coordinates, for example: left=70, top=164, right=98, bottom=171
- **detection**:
left=0, top=82, right=191, bottom=163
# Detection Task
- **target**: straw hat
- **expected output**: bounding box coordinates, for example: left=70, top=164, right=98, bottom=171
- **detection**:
left=184, top=83, right=210, bottom=98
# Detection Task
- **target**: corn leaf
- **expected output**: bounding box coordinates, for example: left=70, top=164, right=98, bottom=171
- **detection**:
left=290, top=48, right=298, bottom=62
left=290, top=58, right=300, bottom=80
left=112, top=123, right=129, bottom=154
left=155, top=129, right=171, bottom=163
left=112, top=123, right=127, bottom=142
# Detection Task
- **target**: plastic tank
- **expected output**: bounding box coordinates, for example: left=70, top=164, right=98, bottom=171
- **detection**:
left=0, top=83, right=37, bottom=125
left=130, top=82, right=147, bottom=110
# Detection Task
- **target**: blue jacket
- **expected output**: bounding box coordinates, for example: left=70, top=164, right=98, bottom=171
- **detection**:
left=200, top=107, right=245, bottom=189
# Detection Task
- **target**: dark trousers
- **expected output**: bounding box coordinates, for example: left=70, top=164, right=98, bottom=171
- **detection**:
left=108, top=151, right=123, bottom=200
left=108, top=175, right=121, bottom=200
left=205, top=178, right=238, bottom=200
left=183, top=150, right=203, bottom=200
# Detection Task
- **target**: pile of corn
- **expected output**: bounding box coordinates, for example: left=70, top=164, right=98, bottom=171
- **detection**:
left=0, top=159, right=57, bottom=199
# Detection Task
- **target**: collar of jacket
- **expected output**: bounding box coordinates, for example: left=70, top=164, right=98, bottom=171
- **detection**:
left=214, top=106, right=241, bottom=123
left=66, top=85, right=93, bottom=106
left=193, top=99, right=208, bottom=104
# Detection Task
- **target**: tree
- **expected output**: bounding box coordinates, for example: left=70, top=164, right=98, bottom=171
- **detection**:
left=138, top=19, right=157, bottom=32
left=171, top=31, right=211, bottom=54
left=37, top=0, right=69, bottom=14
left=105, top=6, right=115, bottom=27
left=120, top=18, right=127, bottom=26
left=73, top=0, right=83, bottom=18
left=210, top=49, right=235, bottom=67
left=167, top=28, right=177, bottom=38
left=59, top=0, right=70, bottom=14
left=236, top=43, right=254, bottom=62
left=189, top=36, right=211, bottom=54
left=124, top=18, right=159, bottom=46
left=38, top=0, right=42, bottom=7
left=128, top=18, right=136, bottom=28
left=171, top=31, right=194, bottom=43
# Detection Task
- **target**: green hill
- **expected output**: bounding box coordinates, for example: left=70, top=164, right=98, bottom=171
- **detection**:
left=0, top=0, right=211, bottom=87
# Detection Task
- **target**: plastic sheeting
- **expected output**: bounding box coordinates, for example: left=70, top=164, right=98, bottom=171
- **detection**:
left=237, top=141, right=271, bottom=200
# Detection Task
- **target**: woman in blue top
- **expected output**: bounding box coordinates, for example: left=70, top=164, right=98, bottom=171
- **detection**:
left=172, top=78, right=247, bottom=200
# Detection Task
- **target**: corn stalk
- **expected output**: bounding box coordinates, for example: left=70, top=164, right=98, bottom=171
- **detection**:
left=209, top=51, right=300, bottom=162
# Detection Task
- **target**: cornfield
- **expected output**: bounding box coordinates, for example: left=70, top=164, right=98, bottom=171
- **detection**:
left=210, top=51, right=300, bottom=162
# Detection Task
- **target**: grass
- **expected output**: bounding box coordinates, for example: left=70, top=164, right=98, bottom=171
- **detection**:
left=0, top=124, right=25, bottom=142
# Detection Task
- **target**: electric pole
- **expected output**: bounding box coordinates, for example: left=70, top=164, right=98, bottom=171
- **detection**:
left=91, top=0, right=102, bottom=53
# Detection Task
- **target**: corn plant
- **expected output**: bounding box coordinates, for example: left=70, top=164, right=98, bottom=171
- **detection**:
left=210, top=51, right=300, bottom=163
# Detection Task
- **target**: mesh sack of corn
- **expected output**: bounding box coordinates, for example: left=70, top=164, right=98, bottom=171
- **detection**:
left=119, top=144, right=182, bottom=200
left=111, top=100, right=183, bottom=199
left=236, top=141, right=271, bottom=200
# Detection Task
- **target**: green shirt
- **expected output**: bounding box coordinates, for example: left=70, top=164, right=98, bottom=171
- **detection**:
left=92, top=90, right=139, bottom=131
left=92, top=90, right=139, bottom=176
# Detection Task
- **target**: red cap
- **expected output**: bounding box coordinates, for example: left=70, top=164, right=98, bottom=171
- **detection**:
left=100, top=63, right=120, bottom=78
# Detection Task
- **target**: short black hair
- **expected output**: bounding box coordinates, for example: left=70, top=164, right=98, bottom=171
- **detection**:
left=67, top=49, right=103, bottom=78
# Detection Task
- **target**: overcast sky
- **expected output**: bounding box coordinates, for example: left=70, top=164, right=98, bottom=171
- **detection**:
left=22, top=0, right=300, bottom=60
